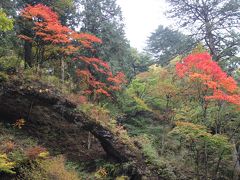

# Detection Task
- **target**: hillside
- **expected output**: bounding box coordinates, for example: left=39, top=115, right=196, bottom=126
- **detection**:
left=0, top=75, right=160, bottom=179
left=0, top=1, right=240, bottom=179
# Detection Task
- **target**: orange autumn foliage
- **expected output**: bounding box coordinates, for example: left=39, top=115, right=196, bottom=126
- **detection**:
left=19, top=4, right=126, bottom=98
left=19, top=4, right=102, bottom=49
left=176, top=52, right=240, bottom=107
left=26, top=146, right=46, bottom=160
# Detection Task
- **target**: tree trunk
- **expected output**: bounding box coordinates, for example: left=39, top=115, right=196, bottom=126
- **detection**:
left=160, top=125, right=165, bottom=156
left=87, top=132, right=92, bottom=150
left=205, top=21, right=219, bottom=61
left=204, top=141, right=208, bottom=180
left=232, top=143, right=240, bottom=180
left=61, top=59, right=65, bottom=84
left=196, top=150, right=200, bottom=180
left=24, top=41, right=33, bottom=68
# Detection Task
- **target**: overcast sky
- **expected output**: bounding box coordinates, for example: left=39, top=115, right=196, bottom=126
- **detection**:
left=117, top=0, right=170, bottom=51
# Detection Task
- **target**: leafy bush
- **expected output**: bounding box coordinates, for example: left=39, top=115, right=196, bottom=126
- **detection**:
left=93, top=159, right=132, bottom=179
left=95, top=167, right=108, bottom=179
left=116, top=176, right=129, bottom=180
left=169, top=121, right=233, bottom=178
left=0, top=153, right=15, bottom=174
left=18, top=156, right=80, bottom=180
left=117, top=91, right=150, bottom=115
left=65, top=161, right=96, bottom=179
left=79, top=103, right=111, bottom=124
left=134, top=135, right=176, bottom=179
left=25, top=146, right=48, bottom=160
left=0, top=72, right=8, bottom=82
left=0, top=56, right=22, bottom=73
left=0, top=10, right=14, bottom=31
left=169, top=121, right=232, bottom=153
left=41, top=74, right=73, bottom=94
left=8, top=150, right=26, bottom=167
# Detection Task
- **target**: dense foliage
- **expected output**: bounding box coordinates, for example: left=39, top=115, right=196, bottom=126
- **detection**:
left=166, top=0, right=240, bottom=63
left=0, top=0, right=239, bottom=179
left=146, top=25, right=195, bottom=65
left=0, top=10, right=14, bottom=32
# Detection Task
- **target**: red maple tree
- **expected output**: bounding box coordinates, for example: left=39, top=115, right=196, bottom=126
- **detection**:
left=19, top=4, right=126, bottom=98
left=19, top=4, right=102, bottom=50
left=176, top=52, right=240, bottom=107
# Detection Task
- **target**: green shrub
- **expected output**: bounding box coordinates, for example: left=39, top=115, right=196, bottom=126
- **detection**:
left=0, top=56, right=22, bottom=73
left=18, top=156, right=80, bottom=180
left=0, top=153, right=15, bottom=174
left=116, top=176, right=129, bottom=180
left=134, top=135, right=176, bottom=179
left=65, top=161, right=95, bottom=179
left=41, top=75, right=61, bottom=86
left=8, top=150, right=26, bottom=167
left=0, top=72, right=8, bottom=82
left=169, top=121, right=233, bottom=178
left=117, top=91, right=150, bottom=115
left=0, top=10, right=14, bottom=31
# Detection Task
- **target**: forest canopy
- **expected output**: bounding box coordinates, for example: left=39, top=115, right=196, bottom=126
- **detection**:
left=0, top=0, right=240, bottom=179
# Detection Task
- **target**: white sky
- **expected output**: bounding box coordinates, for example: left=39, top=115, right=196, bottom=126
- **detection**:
left=117, top=0, right=170, bottom=51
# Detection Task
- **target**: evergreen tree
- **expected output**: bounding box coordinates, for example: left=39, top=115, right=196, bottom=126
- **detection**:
left=78, top=0, right=134, bottom=77
left=146, top=25, right=195, bottom=65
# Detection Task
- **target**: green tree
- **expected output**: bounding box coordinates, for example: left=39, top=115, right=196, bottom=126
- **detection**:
left=0, top=9, right=16, bottom=58
left=128, top=48, right=151, bottom=77
left=166, top=0, right=240, bottom=63
left=14, top=0, right=77, bottom=67
left=16, top=0, right=76, bottom=26
left=146, top=25, right=194, bottom=65
left=78, top=0, right=133, bottom=77
left=0, top=10, right=13, bottom=32
left=0, top=1, right=17, bottom=17
left=169, top=121, right=233, bottom=179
